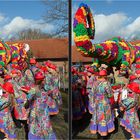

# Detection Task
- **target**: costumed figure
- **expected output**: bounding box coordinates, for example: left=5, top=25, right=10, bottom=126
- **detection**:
left=23, top=70, right=56, bottom=140
left=111, top=82, right=125, bottom=117
left=78, top=69, right=89, bottom=110
left=44, top=61, right=61, bottom=115
left=119, top=82, right=140, bottom=139
left=73, top=3, right=140, bottom=76
left=0, top=82, right=17, bottom=140
left=72, top=66, right=86, bottom=120
left=87, top=69, right=115, bottom=136
left=0, top=40, right=30, bottom=74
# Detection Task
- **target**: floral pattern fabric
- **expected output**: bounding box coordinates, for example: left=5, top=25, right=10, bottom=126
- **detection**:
left=0, top=92, right=17, bottom=139
left=27, top=87, right=56, bottom=140
left=12, top=79, right=29, bottom=120
left=44, top=73, right=61, bottom=115
left=119, top=90, right=140, bottom=139
left=87, top=78, right=115, bottom=136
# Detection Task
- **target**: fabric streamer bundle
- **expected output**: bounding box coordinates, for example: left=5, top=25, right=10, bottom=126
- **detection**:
left=0, top=40, right=29, bottom=73
left=73, top=3, right=140, bottom=74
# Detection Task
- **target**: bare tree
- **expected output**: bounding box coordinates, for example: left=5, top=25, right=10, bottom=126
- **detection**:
left=42, top=0, right=68, bottom=37
left=17, top=28, right=52, bottom=40
left=131, top=36, right=140, bottom=41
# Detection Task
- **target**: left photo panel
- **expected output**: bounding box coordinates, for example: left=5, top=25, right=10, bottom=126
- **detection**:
left=0, top=1, right=68, bottom=140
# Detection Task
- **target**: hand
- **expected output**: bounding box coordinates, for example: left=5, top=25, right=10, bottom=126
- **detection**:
left=24, top=101, right=29, bottom=109
left=20, top=86, right=30, bottom=93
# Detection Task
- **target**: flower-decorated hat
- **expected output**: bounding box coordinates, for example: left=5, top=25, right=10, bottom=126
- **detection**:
left=129, top=74, right=137, bottom=81
left=98, top=69, right=107, bottom=76
left=135, top=64, right=140, bottom=69
left=4, top=74, right=12, bottom=80
left=34, top=71, right=45, bottom=80
left=72, top=67, right=77, bottom=74
left=87, top=67, right=98, bottom=75
left=11, top=69, right=18, bottom=75
left=112, top=84, right=121, bottom=90
left=2, top=82, right=14, bottom=94
left=127, top=82, right=140, bottom=94
left=40, top=66, right=48, bottom=73
left=30, top=58, right=36, bottom=64
left=136, top=70, right=140, bottom=74
left=20, top=86, right=31, bottom=92
left=45, top=61, right=57, bottom=71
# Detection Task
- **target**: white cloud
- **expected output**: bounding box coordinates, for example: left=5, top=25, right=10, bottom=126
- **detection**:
left=119, top=17, right=140, bottom=40
left=94, top=13, right=129, bottom=42
left=0, top=16, right=54, bottom=40
left=0, top=15, right=4, bottom=22
left=0, top=13, right=6, bottom=22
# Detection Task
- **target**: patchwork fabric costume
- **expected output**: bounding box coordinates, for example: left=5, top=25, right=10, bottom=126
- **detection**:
left=119, top=82, right=140, bottom=139
left=0, top=82, right=17, bottom=139
left=44, top=72, right=59, bottom=115
left=27, top=87, right=56, bottom=140
left=87, top=79, right=115, bottom=136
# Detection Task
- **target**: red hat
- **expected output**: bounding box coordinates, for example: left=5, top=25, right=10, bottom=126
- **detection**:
left=129, top=75, right=137, bottom=81
left=127, top=82, right=140, bottom=94
left=11, top=64, right=20, bottom=70
left=2, top=82, right=14, bottom=94
left=72, top=67, right=77, bottom=74
left=84, top=65, right=90, bottom=69
left=87, top=68, right=98, bottom=74
left=99, top=69, right=107, bottom=76
left=4, top=74, right=12, bottom=80
left=20, top=86, right=31, bottom=92
left=30, top=58, right=36, bottom=64
left=41, top=66, right=48, bottom=73
left=35, top=62, right=41, bottom=68
left=136, top=70, right=140, bottom=74
left=137, top=90, right=140, bottom=94
left=11, top=69, right=18, bottom=75
left=34, top=71, right=45, bottom=80
left=87, top=68, right=94, bottom=73
left=135, top=64, right=140, bottom=69
left=45, top=61, right=57, bottom=70
left=112, top=85, right=121, bottom=90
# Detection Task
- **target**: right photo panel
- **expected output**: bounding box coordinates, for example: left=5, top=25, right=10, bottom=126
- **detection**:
left=72, top=1, right=140, bottom=139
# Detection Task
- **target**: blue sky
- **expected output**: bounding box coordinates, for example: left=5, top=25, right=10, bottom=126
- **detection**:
left=73, top=1, right=140, bottom=19
left=0, top=1, right=46, bottom=20
left=72, top=0, right=140, bottom=43
left=0, top=1, right=54, bottom=40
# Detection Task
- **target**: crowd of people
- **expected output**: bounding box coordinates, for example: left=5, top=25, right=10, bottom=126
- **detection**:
left=72, top=63, right=140, bottom=139
left=0, top=57, right=62, bottom=140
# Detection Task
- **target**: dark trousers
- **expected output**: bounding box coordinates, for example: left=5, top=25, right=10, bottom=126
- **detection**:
left=0, top=131, right=6, bottom=140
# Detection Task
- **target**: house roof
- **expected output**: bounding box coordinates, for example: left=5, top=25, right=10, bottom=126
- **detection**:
left=72, top=45, right=92, bottom=63
left=130, top=40, right=140, bottom=45
left=6, top=38, right=140, bottom=63
left=7, top=38, right=68, bottom=61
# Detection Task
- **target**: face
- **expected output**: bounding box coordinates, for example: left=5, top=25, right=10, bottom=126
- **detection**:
left=87, top=72, right=92, bottom=77
left=136, top=73, right=140, bottom=78
left=35, top=79, right=44, bottom=85
left=12, top=73, right=17, bottom=78
left=0, top=70, right=4, bottom=77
